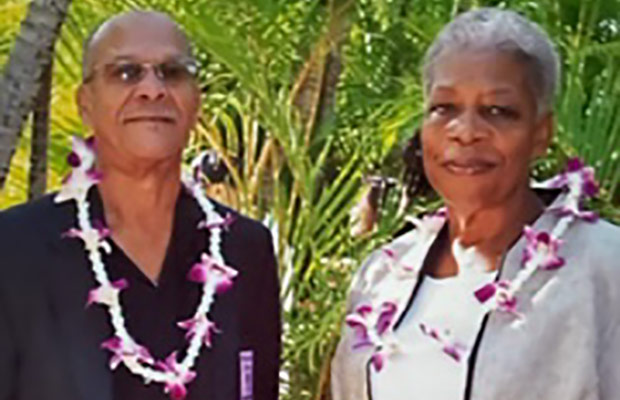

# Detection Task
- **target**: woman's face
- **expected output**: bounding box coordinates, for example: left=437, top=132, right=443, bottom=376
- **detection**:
left=421, top=49, right=552, bottom=214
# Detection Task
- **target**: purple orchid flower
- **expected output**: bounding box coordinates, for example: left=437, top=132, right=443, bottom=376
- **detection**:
left=382, top=248, right=396, bottom=259
left=496, top=292, right=520, bottom=316
left=101, top=336, right=154, bottom=370
left=473, top=282, right=497, bottom=303
left=356, top=304, right=373, bottom=317
left=55, top=136, right=103, bottom=204
left=381, top=248, right=417, bottom=275
left=523, top=226, right=565, bottom=270
left=345, top=301, right=399, bottom=371
left=371, top=351, right=386, bottom=371
left=549, top=202, right=599, bottom=222
left=156, top=352, right=197, bottom=400
left=474, top=280, right=520, bottom=316
left=188, top=253, right=238, bottom=294
left=177, top=315, right=220, bottom=347
left=376, top=301, right=397, bottom=335
left=62, top=221, right=112, bottom=252
left=92, top=219, right=111, bottom=238
left=419, top=323, right=441, bottom=340
left=197, top=212, right=236, bottom=231
left=540, top=157, right=599, bottom=221
left=84, top=136, right=96, bottom=149
left=345, top=313, right=373, bottom=349
left=67, top=151, right=82, bottom=168
left=442, top=342, right=468, bottom=362
left=419, top=323, right=467, bottom=362
left=87, top=279, right=129, bottom=307
left=65, top=136, right=95, bottom=167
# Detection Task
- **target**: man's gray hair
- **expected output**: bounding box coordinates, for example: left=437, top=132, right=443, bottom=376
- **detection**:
left=422, top=8, right=561, bottom=114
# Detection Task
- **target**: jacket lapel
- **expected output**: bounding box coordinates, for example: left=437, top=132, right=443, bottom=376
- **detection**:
left=44, top=200, right=112, bottom=400
left=349, top=225, right=446, bottom=400
left=467, top=200, right=564, bottom=398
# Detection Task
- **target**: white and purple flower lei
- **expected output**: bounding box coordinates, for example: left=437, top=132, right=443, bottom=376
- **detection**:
left=346, top=158, right=600, bottom=371
left=56, top=136, right=237, bottom=400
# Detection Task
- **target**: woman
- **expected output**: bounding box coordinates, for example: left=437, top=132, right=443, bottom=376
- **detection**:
left=331, top=8, right=620, bottom=400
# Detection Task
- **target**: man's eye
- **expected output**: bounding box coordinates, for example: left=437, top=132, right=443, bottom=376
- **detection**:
left=110, top=63, right=144, bottom=83
left=159, top=62, right=192, bottom=82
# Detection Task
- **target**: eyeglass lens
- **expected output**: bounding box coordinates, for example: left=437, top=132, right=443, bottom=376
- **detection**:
left=103, top=61, right=197, bottom=85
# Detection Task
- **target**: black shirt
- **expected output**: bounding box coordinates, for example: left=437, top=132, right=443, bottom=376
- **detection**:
left=0, top=187, right=280, bottom=400
left=88, top=188, right=271, bottom=400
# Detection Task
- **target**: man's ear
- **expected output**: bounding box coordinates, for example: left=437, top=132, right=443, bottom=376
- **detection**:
left=532, top=111, right=553, bottom=159
left=190, top=85, right=201, bottom=127
left=76, top=84, right=93, bottom=128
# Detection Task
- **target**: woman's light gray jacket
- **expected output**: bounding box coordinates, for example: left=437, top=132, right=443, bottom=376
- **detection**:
left=331, top=195, right=620, bottom=400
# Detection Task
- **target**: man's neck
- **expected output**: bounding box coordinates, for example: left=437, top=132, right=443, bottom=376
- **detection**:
left=97, top=166, right=181, bottom=228
left=96, top=160, right=183, bottom=283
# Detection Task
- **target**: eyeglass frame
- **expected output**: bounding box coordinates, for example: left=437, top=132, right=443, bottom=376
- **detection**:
left=82, top=57, right=199, bottom=86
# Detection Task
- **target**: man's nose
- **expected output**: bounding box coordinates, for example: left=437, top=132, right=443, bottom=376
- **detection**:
left=446, top=109, right=489, bottom=144
left=134, top=68, right=167, bottom=101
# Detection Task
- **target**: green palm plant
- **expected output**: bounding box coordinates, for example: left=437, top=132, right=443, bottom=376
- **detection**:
left=0, top=0, right=73, bottom=189
left=0, top=1, right=618, bottom=400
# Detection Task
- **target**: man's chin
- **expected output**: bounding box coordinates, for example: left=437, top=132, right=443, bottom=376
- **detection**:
left=118, top=130, right=187, bottom=160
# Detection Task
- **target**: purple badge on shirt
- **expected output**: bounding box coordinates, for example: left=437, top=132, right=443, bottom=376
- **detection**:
left=240, top=350, right=253, bottom=400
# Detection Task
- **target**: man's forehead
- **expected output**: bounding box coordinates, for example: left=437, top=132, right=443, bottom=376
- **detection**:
left=86, top=12, right=191, bottom=66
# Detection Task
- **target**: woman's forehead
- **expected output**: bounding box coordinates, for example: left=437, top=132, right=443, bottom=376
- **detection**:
left=428, top=50, right=532, bottom=96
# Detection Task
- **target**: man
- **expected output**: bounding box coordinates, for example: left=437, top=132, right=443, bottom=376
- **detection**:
left=0, top=11, right=280, bottom=400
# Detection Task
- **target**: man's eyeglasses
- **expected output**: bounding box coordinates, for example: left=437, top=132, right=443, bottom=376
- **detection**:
left=83, top=59, right=198, bottom=86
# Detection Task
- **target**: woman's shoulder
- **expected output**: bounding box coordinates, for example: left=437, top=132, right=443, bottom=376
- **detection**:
left=568, top=218, right=620, bottom=264
left=346, top=220, right=443, bottom=307
left=560, top=218, right=620, bottom=291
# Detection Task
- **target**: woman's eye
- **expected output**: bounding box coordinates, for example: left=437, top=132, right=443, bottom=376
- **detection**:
left=428, top=103, right=456, bottom=117
left=482, top=105, right=520, bottom=119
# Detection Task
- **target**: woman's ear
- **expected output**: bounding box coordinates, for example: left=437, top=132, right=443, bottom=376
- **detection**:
left=532, top=111, right=553, bottom=159
left=76, top=84, right=92, bottom=128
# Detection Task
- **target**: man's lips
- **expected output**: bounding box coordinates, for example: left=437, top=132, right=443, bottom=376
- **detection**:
left=441, top=158, right=497, bottom=175
left=123, top=115, right=176, bottom=124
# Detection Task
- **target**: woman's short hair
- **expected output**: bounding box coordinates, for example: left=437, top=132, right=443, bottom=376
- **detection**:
left=422, top=8, right=560, bottom=114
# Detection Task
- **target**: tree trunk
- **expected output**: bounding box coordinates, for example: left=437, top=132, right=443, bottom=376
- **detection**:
left=0, top=0, right=72, bottom=189
left=28, top=61, right=53, bottom=200
left=290, top=0, right=353, bottom=145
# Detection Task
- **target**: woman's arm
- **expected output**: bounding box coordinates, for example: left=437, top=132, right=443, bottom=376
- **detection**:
left=598, top=316, right=620, bottom=399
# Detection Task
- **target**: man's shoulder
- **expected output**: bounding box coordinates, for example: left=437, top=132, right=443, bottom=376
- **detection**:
left=210, top=198, right=273, bottom=243
left=0, top=193, right=62, bottom=231
left=0, top=194, right=71, bottom=283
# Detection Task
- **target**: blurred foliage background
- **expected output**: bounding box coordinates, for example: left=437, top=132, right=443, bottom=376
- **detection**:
left=1, top=0, right=619, bottom=398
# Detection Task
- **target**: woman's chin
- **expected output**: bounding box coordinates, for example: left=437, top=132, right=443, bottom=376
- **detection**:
left=441, top=188, right=505, bottom=214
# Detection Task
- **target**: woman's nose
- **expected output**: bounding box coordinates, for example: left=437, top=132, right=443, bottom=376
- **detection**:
left=446, top=109, right=489, bottom=144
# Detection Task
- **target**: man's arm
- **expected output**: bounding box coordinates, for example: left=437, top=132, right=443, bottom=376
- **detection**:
left=251, top=226, right=281, bottom=400
left=0, top=211, right=18, bottom=400
left=0, top=283, right=17, bottom=400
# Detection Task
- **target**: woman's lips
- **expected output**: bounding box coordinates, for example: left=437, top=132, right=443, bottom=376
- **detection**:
left=441, top=159, right=497, bottom=175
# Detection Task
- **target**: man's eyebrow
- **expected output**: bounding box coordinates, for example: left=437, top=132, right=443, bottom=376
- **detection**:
left=97, top=53, right=194, bottom=65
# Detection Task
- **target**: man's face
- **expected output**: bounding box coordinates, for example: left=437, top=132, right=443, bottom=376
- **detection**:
left=77, top=15, right=200, bottom=165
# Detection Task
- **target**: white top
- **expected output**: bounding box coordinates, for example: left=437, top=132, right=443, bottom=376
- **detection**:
left=370, top=267, right=497, bottom=400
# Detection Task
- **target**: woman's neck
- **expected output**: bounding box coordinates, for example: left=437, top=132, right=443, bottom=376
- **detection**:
left=447, top=188, right=544, bottom=264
